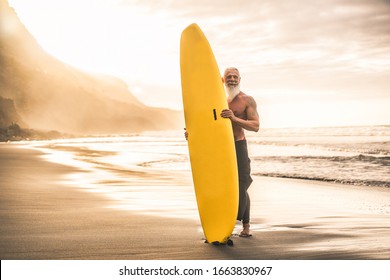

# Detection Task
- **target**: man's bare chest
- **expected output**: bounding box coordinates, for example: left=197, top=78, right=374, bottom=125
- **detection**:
left=229, top=99, right=247, bottom=119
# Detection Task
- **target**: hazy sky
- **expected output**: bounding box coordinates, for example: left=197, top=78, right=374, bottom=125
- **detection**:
left=8, top=0, right=390, bottom=128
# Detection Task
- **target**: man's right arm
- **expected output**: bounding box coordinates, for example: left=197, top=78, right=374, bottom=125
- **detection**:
left=221, top=96, right=259, bottom=132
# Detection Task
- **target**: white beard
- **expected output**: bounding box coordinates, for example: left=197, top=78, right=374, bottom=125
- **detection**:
left=225, top=84, right=241, bottom=103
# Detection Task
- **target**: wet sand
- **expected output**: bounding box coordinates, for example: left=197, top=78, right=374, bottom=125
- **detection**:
left=1, top=144, right=390, bottom=260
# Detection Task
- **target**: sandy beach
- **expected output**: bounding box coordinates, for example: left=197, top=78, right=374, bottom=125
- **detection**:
left=1, top=143, right=390, bottom=260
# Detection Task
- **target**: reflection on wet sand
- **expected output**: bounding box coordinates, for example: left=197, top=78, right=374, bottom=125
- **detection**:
left=28, top=136, right=197, bottom=220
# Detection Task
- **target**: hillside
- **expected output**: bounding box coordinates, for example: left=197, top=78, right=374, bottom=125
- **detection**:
left=0, top=0, right=181, bottom=135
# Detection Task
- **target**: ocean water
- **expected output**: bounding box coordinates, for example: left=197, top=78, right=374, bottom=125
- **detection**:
left=20, top=125, right=388, bottom=219
left=247, top=125, right=390, bottom=188
left=26, top=125, right=390, bottom=192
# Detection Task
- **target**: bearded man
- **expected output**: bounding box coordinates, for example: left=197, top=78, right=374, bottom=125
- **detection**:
left=220, top=67, right=259, bottom=237
left=184, top=67, right=259, bottom=237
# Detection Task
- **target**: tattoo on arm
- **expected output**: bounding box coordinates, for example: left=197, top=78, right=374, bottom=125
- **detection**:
left=247, top=97, right=258, bottom=119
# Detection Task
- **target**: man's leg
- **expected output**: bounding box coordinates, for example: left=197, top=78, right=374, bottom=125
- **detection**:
left=235, top=140, right=253, bottom=237
left=239, top=189, right=252, bottom=237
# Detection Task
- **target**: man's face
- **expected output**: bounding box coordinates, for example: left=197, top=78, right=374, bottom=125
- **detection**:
left=224, top=69, right=241, bottom=88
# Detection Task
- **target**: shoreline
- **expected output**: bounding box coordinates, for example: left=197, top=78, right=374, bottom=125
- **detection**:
left=1, top=143, right=390, bottom=259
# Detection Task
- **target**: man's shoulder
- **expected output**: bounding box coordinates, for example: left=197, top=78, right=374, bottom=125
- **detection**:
left=239, top=92, right=256, bottom=104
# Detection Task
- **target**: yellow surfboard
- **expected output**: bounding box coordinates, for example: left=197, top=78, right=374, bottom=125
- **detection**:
left=180, top=23, right=238, bottom=244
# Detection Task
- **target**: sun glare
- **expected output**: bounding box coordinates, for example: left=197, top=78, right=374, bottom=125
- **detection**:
left=7, top=0, right=390, bottom=127
left=8, top=0, right=169, bottom=76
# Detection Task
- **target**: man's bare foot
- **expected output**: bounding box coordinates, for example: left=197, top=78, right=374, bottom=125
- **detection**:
left=239, top=223, right=252, bottom=237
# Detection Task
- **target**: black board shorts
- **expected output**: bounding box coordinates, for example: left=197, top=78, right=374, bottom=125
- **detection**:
left=235, top=140, right=253, bottom=222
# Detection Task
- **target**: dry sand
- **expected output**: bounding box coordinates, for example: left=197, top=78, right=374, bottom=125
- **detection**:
left=1, top=143, right=390, bottom=260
